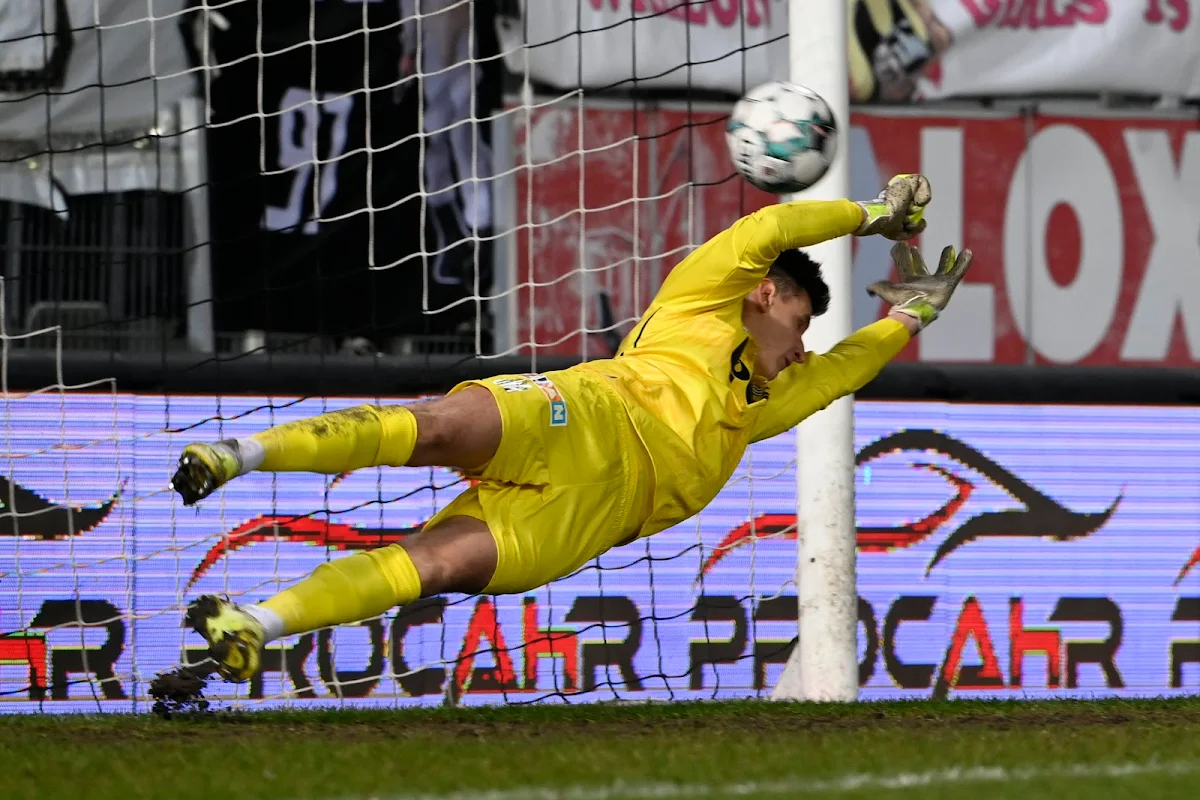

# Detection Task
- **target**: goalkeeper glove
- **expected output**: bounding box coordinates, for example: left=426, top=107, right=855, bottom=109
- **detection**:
left=856, top=174, right=931, bottom=240
left=868, top=242, right=974, bottom=329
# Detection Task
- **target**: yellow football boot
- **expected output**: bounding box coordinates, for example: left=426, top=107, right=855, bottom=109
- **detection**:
left=170, top=442, right=244, bottom=505
left=185, top=595, right=264, bottom=683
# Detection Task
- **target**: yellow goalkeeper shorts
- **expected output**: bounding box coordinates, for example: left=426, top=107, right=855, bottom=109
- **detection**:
left=423, top=368, right=653, bottom=594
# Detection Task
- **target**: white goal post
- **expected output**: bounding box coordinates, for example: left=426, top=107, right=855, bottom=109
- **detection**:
left=772, top=0, right=857, bottom=703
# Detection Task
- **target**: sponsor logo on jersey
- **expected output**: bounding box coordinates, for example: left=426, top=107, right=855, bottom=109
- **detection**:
left=493, top=377, right=532, bottom=393
left=729, top=337, right=751, bottom=382
left=527, top=374, right=569, bottom=427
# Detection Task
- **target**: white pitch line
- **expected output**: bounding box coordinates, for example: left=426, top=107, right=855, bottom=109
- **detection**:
left=324, top=759, right=1200, bottom=800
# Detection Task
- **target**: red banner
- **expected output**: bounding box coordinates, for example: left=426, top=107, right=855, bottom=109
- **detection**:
left=506, top=104, right=1200, bottom=366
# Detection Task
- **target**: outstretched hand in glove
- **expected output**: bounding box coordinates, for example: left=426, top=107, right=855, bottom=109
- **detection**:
left=855, top=174, right=931, bottom=240
left=869, top=241, right=974, bottom=330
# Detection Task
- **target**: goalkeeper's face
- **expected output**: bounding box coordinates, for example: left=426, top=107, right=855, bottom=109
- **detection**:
left=743, top=281, right=812, bottom=381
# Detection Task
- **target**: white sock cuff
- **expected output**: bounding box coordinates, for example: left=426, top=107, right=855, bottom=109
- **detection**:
left=234, top=437, right=266, bottom=475
left=243, top=603, right=285, bottom=643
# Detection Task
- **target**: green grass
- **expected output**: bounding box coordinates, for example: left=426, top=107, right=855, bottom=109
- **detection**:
left=4, top=698, right=1199, bottom=800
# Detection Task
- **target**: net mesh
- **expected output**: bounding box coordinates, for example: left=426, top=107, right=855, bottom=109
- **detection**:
left=0, top=0, right=802, bottom=711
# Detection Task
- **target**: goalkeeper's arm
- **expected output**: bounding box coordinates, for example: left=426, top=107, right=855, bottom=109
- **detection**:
left=651, top=175, right=931, bottom=313
left=749, top=241, right=972, bottom=443
left=749, top=317, right=911, bottom=443
left=651, top=200, right=863, bottom=312
left=730, top=174, right=933, bottom=288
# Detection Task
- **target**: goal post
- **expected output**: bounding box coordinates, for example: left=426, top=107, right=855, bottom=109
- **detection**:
left=772, top=0, right=858, bottom=703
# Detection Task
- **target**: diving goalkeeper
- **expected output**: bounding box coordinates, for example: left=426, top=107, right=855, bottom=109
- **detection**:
left=173, top=174, right=973, bottom=683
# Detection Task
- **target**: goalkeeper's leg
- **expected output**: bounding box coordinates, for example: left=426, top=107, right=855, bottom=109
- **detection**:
left=176, top=388, right=506, bottom=682
left=183, top=369, right=645, bottom=682
left=188, top=514, right=498, bottom=683
left=191, top=467, right=646, bottom=683
left=171, top=387, right=502, bottom=505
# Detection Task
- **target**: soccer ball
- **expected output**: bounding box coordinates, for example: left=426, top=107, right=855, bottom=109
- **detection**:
left=726, top=82, right=838, bottom=195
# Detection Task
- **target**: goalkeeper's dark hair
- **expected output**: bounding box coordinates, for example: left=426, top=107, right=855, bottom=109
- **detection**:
left=768, top=250, right=830, bottom=316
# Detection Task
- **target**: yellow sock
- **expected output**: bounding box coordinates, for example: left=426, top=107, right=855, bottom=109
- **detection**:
left=260, top=544, right=422, bottom=636
left=249, top=404, right=418, bottom=473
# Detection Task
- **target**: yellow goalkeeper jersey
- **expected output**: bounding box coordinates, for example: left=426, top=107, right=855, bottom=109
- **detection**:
left=574, top=199, right=912, bottom=539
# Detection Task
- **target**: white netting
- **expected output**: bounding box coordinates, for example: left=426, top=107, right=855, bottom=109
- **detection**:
left=6, top=0, right=1195, bottom=714
left=0, top=0, right=817, bottom=711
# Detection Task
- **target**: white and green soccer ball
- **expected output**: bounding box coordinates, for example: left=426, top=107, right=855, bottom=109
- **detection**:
left=726, top=81, right=838, bottom=195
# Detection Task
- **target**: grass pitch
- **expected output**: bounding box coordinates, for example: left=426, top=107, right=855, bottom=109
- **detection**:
left=4, top=698, right=1199, bottom=800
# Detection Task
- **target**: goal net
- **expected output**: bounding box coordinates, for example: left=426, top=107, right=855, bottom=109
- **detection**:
left=0, top=0, right=806, bottom=711
left=2, top=2, right=1195, bottom=713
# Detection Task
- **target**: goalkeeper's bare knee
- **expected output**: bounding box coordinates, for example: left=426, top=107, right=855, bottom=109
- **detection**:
left=402, top=515, right=498, bottom=596
left=407, top=387, right=501, bottom=471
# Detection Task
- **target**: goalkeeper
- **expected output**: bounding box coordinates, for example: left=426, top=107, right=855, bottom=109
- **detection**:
left=173, top=174, right=973, bottom=683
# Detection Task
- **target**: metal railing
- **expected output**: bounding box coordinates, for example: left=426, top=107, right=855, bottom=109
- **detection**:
left=1, top=191, right=186, bottom=352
